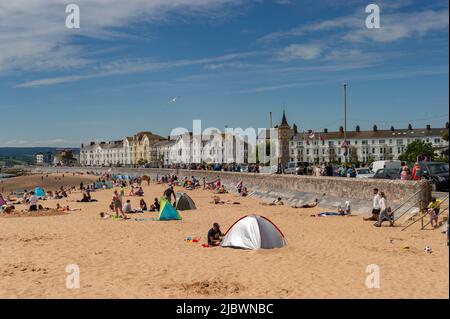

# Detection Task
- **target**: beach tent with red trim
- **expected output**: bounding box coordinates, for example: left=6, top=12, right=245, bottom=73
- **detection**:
left=221, top=215, right=287, bottom=250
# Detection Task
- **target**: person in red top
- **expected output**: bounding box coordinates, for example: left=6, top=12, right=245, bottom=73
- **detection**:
left=411, top=162, right=422, bottom=180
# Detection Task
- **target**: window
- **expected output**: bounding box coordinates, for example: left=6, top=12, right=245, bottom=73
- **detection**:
left=434, top=138, right=440, bottom=144
left=396, top=139, right=403, bottom=145
left=379, top=139, right=385, bottom=144
left=362, top=140, right=368, bottom=145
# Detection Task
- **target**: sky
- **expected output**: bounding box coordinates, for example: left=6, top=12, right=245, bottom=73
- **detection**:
left=0, top=0, right=448, bottom=147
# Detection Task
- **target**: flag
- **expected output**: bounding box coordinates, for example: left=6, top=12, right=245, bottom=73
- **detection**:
left=341, top=140, right=349, bottom=148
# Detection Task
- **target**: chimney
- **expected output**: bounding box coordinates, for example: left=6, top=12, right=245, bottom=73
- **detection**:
left=446, top=122, right=449, bottom=129
left=167, top=136, right=171, bottom=141
left=373, top=125, right=378, bottom=132
left=390, top=126, right=395, bottom=132
left=81, top=143, right=84, bottom=148
left=426, top=124, right=431, bottom=130
left=90, top=142, right=95, bottom=146
left=339, top=126, right=344, bottom=133
left=356, top=125, right=360, bottom=132
left=324, top=128, right=328, bottom=133
left=408, top=124, right=413, bottom=130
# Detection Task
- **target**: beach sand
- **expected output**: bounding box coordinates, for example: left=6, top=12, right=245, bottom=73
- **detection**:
left=0, top=174, right=448, bottom=298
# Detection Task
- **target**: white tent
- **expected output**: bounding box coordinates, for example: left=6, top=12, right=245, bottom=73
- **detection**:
left=221, top=215, right=287, bottom=250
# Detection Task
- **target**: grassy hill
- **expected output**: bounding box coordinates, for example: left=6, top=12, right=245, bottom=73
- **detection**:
left=0, top=147, right=79, bottom=167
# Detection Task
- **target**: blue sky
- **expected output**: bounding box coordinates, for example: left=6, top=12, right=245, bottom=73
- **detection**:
left=0, top=0, right=448, bottom=147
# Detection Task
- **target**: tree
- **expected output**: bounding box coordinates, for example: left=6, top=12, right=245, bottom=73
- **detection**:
left=399, top=140, right=436, bottom=163
left=137, top=158, right=148, bottom=165
left=349, top=146, right=359, bottom=164
left=442, top=131, right=449, bottom=142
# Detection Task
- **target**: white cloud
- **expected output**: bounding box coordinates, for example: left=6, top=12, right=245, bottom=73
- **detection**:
left=15, top=51, right=256, bottom=88
left=343, top=9, right=449, bottom=43
left=258, top=6, right=449, bottom=44
left=0, top=0, right=252, bottom=74
left=275, top=44, right=322, bottom=62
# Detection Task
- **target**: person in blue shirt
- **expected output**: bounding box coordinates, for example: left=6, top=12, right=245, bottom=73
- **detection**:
left=207, top=222, right=223, bottom=246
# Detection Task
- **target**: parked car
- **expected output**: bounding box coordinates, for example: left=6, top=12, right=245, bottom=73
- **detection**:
left=355, top=167, right=375, bottom=178
left=420, top=161, right=449, bottom=191
left=372, top=168, right=401, bottom=180
left=284, top=161, right=299, bottom=175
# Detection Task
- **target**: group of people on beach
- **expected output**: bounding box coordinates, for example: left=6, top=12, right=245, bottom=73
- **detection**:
left=364, top=188, right=443, bottom=228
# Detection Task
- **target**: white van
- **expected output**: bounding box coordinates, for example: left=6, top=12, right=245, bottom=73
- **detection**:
left=369, top=160, right=402, bottom=174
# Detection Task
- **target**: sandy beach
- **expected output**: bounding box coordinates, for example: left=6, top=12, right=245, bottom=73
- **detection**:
left=0, top=174, right=448, bottom=299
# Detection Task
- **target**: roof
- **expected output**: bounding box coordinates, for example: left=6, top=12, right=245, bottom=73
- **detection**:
left=279, top=110, right=290, bottom=128
left=134, top=131, right=165, bottom=141
left=292, top=127, right=449, bottom=140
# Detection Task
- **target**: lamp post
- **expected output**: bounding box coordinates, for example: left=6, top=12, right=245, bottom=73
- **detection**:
left=344, top=83, right=348, bottom=164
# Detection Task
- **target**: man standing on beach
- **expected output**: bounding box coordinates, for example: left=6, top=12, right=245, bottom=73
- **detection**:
left=364, top=188, right=381, bottom=221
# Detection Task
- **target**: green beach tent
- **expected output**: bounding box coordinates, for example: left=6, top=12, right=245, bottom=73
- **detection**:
left=175, top=192, right=197, bottom=211
left=158, top=198, right=182, bottom=221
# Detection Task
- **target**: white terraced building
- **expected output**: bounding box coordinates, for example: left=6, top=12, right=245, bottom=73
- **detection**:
left=288, top=124, right=449, bottom=164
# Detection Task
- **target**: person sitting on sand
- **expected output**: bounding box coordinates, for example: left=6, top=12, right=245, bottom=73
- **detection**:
left=78, top=193, right=90, bottom=202
left=122, top=200, right=134, bottom=214
left=261, top=197, right=284, bottom=206
left=374, top=192, right=394, bottom=227
left=292, top=198, right=319, bottom=209
left=29, top=192, right=38, bottom=212
left=135, top=187, right=144, bottom=197
left=150, top=198, right=160, bottom=212
left=338, top=201, right=351, bottom=215
left=207, top=222, right=224, bottom=247
left=215, top=185, right=228, bottom=194
left=140, top=199, right=148, bottom=211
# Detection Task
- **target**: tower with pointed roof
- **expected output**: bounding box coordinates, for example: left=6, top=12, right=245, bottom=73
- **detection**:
left=277, top=110, right=294, bottom=166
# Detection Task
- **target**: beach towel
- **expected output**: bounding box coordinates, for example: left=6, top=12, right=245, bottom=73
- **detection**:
left=316, top=212, right=343, bottom=217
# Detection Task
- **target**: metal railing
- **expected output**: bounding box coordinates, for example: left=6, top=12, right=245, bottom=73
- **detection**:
left=402, top=194, right=449, bottom=231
